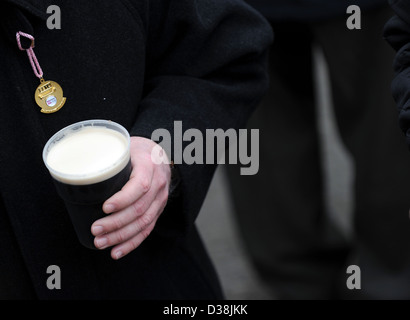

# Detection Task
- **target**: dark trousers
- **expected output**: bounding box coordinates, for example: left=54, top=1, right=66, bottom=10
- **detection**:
left=226, top=6, right=410, bottom=299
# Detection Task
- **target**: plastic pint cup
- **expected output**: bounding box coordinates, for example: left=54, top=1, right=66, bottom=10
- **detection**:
left=43, top=120, right=132, bottom=249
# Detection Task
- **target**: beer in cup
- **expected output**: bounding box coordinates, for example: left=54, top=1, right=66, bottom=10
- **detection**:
left=43, top=120, right=131, bottom=249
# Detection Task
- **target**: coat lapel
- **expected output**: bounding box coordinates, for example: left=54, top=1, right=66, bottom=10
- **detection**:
left=0, top=1, right=103, bottom=299
left=4, top=0, right=48, bottom=20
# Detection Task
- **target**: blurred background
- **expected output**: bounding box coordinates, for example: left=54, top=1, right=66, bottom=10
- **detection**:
left=196, top=48, right=354, bottom=300
left=196, top=1, right=410, bottom=300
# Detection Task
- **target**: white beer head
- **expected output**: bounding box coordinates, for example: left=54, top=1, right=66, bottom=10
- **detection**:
left=43, top=120, right=130, bottom=185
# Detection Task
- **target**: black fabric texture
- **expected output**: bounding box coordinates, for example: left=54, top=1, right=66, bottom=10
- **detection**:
left=0, top=0, right=272, bottom=299
left=245, top=0, right=387, bottom=22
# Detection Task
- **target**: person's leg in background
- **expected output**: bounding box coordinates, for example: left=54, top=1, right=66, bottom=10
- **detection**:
left=225, top=23, right=351, bottom=300
left=314, top=5, right=410, bottom=299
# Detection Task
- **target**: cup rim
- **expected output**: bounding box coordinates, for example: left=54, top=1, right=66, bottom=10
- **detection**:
left=43, top=119, right=131, bottom=185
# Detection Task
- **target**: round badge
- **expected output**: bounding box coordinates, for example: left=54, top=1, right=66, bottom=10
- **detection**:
left=34, top=80, right=66, bottom=114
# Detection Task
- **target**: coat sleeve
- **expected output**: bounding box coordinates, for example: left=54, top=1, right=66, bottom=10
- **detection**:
left=129, top=0, right=273, bottom=239
left=384, top=0, right=410, bottom=147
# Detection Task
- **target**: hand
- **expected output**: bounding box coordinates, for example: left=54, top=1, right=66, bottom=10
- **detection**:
left=91, top=136, right=171, bottom=260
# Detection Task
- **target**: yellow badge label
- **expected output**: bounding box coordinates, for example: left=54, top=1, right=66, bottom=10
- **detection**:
left=35, top=79, right=66, bottom=114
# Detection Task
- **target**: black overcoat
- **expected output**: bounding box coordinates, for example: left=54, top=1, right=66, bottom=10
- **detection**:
left=384, top=0, right=410, bottom=148
left=246, top=0, right=387, bottom=22
left=0, top=0, right=272, bottom=299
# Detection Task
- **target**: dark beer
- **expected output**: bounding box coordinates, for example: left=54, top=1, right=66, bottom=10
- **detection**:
left=43, top=120, right=131, bottom=249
